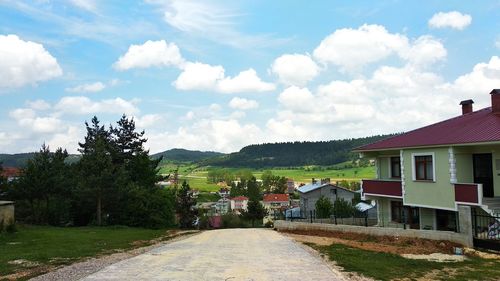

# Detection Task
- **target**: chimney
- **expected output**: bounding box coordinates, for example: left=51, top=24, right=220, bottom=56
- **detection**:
left=459, top=99, right=474, bottom=115
left=490, top=89, right=500, bottom=115
left=320, top=178, right=330, bottom=185
left=312, top=178, right=317, bottom=184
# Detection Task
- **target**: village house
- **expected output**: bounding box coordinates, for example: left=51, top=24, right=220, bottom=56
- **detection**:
left=230, top=196, right=248, bottom=214
left=298, top=178, right=357, bottom=217
left=286, top=178, right=295, bottom=194
left=1, top=167, right=21, bottom=182
left=355, top=89, right=500, bottom=250
left=262, top=193, right=290, bottom=216
left=218, top=187, right=230, bottom=199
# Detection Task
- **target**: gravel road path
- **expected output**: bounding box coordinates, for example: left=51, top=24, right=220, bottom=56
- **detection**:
left=81, top=228, right=344, bottom=281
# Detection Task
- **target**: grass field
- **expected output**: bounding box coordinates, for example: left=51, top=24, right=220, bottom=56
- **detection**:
left=158, top=162, right=375, bottom=193
left=0, top=225, right=172, bottom=279
left=314, top=243, right=500, bottom=281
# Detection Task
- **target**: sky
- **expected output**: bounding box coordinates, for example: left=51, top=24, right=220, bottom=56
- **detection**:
left=0, top=0, right=499, bottom=154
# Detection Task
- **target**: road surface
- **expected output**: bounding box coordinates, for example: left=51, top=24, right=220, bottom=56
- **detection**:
left=82, top=228, right=344, bottom=281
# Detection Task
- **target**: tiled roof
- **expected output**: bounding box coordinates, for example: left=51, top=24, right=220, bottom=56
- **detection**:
left=263, top=193, right=289, bottom=202
left=1, top=167, right=21, bottom=178
left=231, top=196, right=248, bottom=201
left=355, top=107, right=500, bottom=151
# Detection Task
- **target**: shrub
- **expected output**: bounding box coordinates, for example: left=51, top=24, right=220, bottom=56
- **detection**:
left=221, top=213, right=247, bottom=228
left=315, top=196, right=333, bottom=218
left=5, top=219, right=16, bottom=233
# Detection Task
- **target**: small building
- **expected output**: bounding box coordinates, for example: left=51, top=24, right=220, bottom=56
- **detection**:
left=230, top=196, right=248, bottom=214
left=298, top=178, right=357, bottom=217
left=262, top=193, right=290, bottom=216
left=0, top=201, right=14, bottom=225
left=218, top=188, right=230, bottom=199
left=1, top=167, right=21, bottom=182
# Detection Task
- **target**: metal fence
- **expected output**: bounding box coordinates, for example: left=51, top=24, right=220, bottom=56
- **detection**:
left=285, top=209, right=377, bottom=227
left=472, top=208, right=500, bottom=251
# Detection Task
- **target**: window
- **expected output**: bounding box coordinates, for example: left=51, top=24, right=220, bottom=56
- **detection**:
left=390, top=157, right=401, bottom=178
left=391, top=201, right=403, bottom=223
left=414, top=155, right=434, bottom=181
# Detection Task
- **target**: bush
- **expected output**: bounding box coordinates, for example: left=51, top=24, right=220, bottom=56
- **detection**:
left=264, top=220, right=274, bottom=228
left=5, top=219, right=16, bottom=233
left=333, top=198, right=356, bottom=218
left=221, top=213, right=248, bottom=228
left=315, top=196, right=333, bottom=218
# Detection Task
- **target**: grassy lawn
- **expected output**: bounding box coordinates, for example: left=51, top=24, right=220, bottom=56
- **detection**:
left=197, top=192, right=221, bottom=202
left=313, top=243, right=500, bottom=281
left=180, top=176, right=220, bottom=192
left=0, top=225, right=173, bottom=279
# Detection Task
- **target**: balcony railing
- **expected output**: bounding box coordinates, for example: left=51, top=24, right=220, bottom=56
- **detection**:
left=454, top=183, right=482, bottom=205
left=362, top=179, right=402, bottom=198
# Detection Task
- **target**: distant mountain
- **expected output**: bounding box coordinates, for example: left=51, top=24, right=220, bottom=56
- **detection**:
left=0, top=153, right=37, bottom=168
left=151, top=148, right=225, bottom=163
left=202, top=135, right=395, bottom=168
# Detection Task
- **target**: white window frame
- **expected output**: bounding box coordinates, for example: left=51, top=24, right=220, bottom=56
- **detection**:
left=387, top=156, right=401, bottom=179
left=411, top=152, right=436, bottom=182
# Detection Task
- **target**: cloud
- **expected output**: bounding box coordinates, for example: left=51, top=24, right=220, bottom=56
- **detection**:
left=9, top=108, right=63, bottom=134
left=217, top=69, right=275, bottom=93
left=401, top=36, right=447, bottom=67
left=47, top=126, right=82, bottom=154
left=0, top=34, right=62, bottom=89
left=69, top=0, right=97, bottom=12
left=228, top=97, right=259, bottom=110
left=271, top=54, right=320, bottom=86
left=173, top=62, right=224, bottom=90
left=173, top=63, right=274, bottom=93
left=27, top=100, right=51, bottom=110
left=65, top=82, right=106, bottom=93
left=54, top=96, right=140, bottom=115
left=134, top=114, right=163, bottom=128
left=428, top=11, right=472, bottom=30
left=313, top=24, right=408, bottom=72
left=114, top=40, right=185, bottom=71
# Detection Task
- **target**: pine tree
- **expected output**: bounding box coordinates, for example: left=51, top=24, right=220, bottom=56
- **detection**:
left=177, top=181, right=197, bottom=228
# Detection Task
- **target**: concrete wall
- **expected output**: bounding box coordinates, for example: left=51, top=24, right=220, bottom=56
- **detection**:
left=0, top=202, right=14, bottom=224
left=274, top=220, right=472, bottom=247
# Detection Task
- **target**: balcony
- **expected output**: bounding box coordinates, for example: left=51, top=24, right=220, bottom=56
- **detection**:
left=454, top=183, right=482, bottom=205
left=361, top=179, right=402, bottom=199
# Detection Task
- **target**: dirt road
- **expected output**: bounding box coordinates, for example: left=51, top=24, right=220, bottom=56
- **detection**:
left=82, top=228, right=344, bottom=281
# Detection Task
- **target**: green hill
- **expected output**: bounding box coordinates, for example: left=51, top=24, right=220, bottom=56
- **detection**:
left=202, top=135, right=394, bottom=168
left=151, top=148, right=225, bottom=163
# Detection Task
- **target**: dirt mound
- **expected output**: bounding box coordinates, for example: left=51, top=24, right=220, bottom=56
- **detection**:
left=280, top=229, right=461, bottom=255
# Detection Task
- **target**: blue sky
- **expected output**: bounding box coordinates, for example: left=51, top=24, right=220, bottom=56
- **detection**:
left=0, top=0, right=499, bottom=154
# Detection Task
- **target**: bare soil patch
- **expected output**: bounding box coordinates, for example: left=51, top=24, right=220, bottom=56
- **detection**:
left=279, top=229, right=461, bottom=255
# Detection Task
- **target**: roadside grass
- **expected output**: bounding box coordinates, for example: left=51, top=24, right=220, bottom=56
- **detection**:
left=312, top=243, right=500, bottom=281
left=0, top=225, right=172, bottom=278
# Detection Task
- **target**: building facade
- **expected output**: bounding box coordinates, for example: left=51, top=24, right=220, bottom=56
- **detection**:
left=298, top=178, right=357, bottom=217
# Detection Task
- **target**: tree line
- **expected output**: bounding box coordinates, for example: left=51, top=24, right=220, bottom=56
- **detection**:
left=202, top=135, right=395, bottom=168
left=0, top=116, right=176, bottom=228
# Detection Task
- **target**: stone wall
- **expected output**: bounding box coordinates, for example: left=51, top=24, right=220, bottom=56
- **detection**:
left=274, top=220, right=472, bottom=247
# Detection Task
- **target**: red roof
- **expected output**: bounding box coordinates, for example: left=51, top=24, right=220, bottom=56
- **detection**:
left=231, top=196, right=248, bottom=201
left=1, top=167, right=21, bottom=178
left=356, top=107, right=500, bottom=151
left=263, top=193, right=289, bottom=202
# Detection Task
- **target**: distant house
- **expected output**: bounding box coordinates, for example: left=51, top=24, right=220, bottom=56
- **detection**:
left=298, top=178, right=357, bottom=217
left=214, top=198, right=230, bottom=215
left=230, top=196, right=248, bottom=214
left=262, top=193, right=290, bottom=216
left=1, top=167, right=21, bottom=182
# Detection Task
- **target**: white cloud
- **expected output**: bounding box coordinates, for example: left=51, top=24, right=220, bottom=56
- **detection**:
left=277, top=86, right=316, bottom=112
left=173, top=63, right=274, bottom=93
left=173, top=62, right=224, bottom=90
left=313, top=24, right=408, bottom=72
left=69, top=0, right=97, bottom=12
left=402, top=36, right=447, bottom=67
left=9, top=108, right=63, bottom=134
left=54, top=96, right=140, bottom=115
left=114, top=40, right=185, bottom=71
left=0, top=34, right=62, bottom=89
left=134, top=114, right=163, bottom=128
left=47, top=126, right=82, bottom=154
left=27, top=100, right=51, bottom=110
left=428, top=11, right=472, bottom=30
left=217, top=69, right=275, bottom=93
left=271, top=54, right=320, bottom=86
left=229, top=97, right=259, bottom=110
left=495, top=37, right=500, bottom=49
left=65, top=81, right=106, bottom=93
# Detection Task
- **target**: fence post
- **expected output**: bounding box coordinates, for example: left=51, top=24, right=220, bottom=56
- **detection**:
left=310, top=210, right=313, bottom=223
left=365, top=213, right=368, bottom=227
left=334, top=214, right=337, bottom=225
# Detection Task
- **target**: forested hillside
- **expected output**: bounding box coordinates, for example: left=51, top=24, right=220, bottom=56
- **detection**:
left=151, top=148, right=224, bottom=163
left=203, top=135, right=394, bottom=168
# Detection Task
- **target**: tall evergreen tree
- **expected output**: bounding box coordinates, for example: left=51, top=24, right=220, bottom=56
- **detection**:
left=177, top=181, right=197, bottom=229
